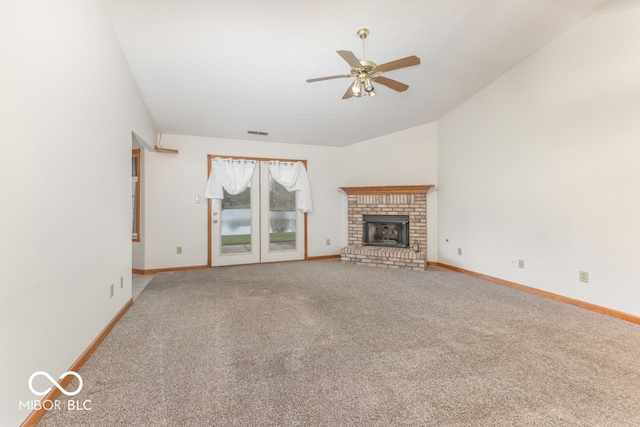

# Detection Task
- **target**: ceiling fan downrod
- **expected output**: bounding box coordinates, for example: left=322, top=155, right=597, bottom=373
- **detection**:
left=358, top=27, right=369, bottom=61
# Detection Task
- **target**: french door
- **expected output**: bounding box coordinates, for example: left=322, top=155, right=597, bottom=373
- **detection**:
left=210, top=159, right=305, bottom=266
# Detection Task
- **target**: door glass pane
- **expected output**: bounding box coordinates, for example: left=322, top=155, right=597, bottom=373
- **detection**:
left=221, top=187, right=252, bottom=254
left=269, top=174, right=296, bottom=252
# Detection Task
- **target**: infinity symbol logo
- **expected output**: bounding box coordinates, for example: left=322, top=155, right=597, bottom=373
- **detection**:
left=28, top=371, right=83, bottom=397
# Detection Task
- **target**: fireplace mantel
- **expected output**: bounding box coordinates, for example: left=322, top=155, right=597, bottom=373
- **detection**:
left=340, top=185, right=433, bottom=196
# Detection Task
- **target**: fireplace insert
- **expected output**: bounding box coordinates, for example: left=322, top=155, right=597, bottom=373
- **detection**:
left=362, top=214, right=410, bottom=248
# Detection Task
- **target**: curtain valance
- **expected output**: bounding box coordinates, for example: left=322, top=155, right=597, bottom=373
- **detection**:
left=268, top=161, right=313, bottom=213
left=204, top=158, right=313, bottom=213
left=204, top=157, right=257, bottom=199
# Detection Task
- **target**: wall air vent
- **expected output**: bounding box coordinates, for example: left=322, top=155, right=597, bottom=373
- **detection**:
left=247, top=130, right=269, bottom=136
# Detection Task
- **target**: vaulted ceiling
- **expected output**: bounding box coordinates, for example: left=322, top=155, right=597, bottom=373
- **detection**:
left=104, top=0, right=609, bottom=147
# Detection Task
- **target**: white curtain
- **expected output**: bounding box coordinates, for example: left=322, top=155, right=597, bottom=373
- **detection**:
left=268, top=161, right=313, bottom=213
left=205, top=157, right=257, bottom=199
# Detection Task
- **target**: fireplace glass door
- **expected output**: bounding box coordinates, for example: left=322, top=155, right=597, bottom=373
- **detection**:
left=362, top=214, right=410, bottom=248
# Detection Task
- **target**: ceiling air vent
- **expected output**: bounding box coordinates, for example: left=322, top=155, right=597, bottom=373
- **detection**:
left=247, top=130, right=269, bottom=136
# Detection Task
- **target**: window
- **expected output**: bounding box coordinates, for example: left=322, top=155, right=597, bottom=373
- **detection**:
left=132, top=149, right=140, bottom=241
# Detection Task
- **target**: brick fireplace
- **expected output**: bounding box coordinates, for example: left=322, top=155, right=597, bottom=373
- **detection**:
left=340, top=185, right=433, bottom=271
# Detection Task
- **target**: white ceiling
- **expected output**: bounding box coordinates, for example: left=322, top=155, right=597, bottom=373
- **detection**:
left=104, top=0, right=609, bottom=147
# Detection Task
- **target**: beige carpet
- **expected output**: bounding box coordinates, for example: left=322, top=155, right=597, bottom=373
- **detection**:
left=38, top=260, right=640, bottom=426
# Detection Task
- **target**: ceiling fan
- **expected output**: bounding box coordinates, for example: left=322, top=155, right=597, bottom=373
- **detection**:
left=306, top=28, right=420, bottom=99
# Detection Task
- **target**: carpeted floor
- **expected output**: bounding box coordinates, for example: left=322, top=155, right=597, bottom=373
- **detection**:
left=38, top=260, right=640, bottom=426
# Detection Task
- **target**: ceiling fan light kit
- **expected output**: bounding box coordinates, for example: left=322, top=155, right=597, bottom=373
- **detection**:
left=306, top=28, right=420, bottom=99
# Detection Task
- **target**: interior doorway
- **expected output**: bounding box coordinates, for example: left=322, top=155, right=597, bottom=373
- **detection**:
left=208, top=155, right=308, bottom=267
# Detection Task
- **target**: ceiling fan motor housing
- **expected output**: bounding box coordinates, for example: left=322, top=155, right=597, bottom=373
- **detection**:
left=350, top=60, right=377, bottom=77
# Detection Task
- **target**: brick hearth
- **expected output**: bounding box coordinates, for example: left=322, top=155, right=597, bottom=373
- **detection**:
left=340, top=185, right=433, bottom=271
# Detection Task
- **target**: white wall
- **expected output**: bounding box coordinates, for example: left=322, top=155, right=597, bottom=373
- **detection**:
left=340, top=123, right=439, bottom=261
left=438, top=0, right=640, bottom=316
left=141, top=134, right=344, bottom=269
left=0, top=0, right=155, bottom=425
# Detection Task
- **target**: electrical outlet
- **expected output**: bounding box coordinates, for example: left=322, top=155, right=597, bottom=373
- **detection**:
left=518, top=259, right=525, bottom=269
left=177, top=246, right=182, bottom=254
left=326, top=239, right=330, bottom=245
left=580, top=271, right=589, bottom=283
left=458, top=248, right=462, bottom=256
left=120, top=276, right=124, bottom=288
left=110, top=284, right=114, bottom=298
